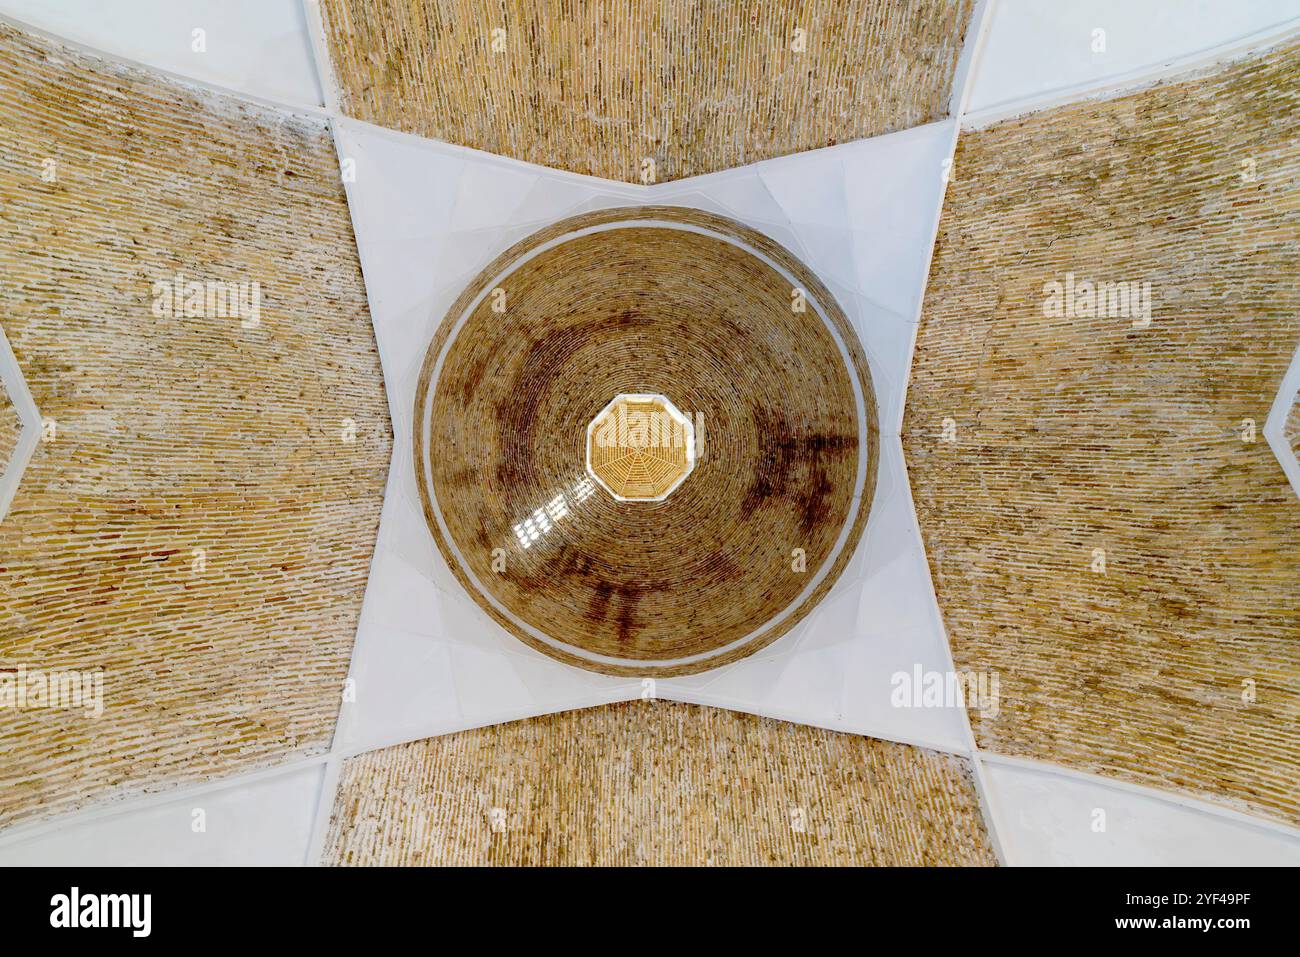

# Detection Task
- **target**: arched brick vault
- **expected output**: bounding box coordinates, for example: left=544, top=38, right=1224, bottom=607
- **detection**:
left=317, top=0, right=975, bottom=183
left=0, top=23, right=392, bottom=829
left=904, top=40, right=1300, bottom=826
left=324, top=702, right=997, bottom=867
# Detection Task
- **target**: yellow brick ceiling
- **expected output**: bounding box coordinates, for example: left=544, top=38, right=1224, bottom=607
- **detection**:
left=0, top=22, right=391, bottom=829
left=318, top=0, right=975, bottom=183
left=904, top=40, right=1300, bottom=826
left=325, top=702, right=998, bottom=866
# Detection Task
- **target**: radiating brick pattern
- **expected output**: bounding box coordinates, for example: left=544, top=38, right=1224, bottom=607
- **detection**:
left=904, top=43, right=1300, bottom=824
left=0, top=379, right=19, bottom=479
left=324, top=703, right=997, bottom=866
left=416, top=207, right=877, bottom=676
left=0, top=24, right=391, bottom=829
left=319, top=0, right=974, bottom=183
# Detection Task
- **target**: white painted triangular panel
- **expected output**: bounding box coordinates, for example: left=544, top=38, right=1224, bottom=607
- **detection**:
left=0, top=764, right=325, bottom=866
left=1264, top=341, right=1300, bottom=502
left=0, top=324, right=40, bottom=523
left=339, top=118, right=968, bottom=756
left=984, top=758, right=1300, bottom=866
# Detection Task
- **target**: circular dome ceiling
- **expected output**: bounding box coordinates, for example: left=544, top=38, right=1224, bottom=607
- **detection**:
left=414, top=206, right=878, bottom=676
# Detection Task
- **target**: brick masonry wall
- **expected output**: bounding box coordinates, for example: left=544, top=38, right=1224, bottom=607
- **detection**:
left=319, top=0, right=974, bottom=183
left=904, top=42, right=1300, bottom=824
left=0, top=24, right=391, bottom=829
left=325, top=702, right=997, bottom=866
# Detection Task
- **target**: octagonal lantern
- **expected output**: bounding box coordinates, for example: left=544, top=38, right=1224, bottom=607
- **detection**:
left=586, top=393, right=695, bottom=502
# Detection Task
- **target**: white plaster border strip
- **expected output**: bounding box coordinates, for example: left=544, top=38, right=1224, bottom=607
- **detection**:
left=0, top=322, right=40, bottom=523
left=963, top=15, right=1300, bottom=130
left=300, top=0, right=341, bottom=114
left=304, top=755, right=342, bottom=867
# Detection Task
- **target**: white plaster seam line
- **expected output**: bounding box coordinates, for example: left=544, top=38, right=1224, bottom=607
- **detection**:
left=0, top=323, right=38, bottom=431
left=304, top=755, right=342, bottom=866
left=329, top=691, right=645, bottom=771
left=0, top=10, right=329, bottom=121
left=965, top=713, right=1011, bottom=864
left=976, top=750, right=1300, bottom=845
left=652, top=690, right=975, bottom=760
left=968, top=752, right=1010, bottom=865
left=301, top=0, right=341, bottom=114
left=1263, top=337, right=1300, bottom=502
left=945, top=0, right=988, bottom=117
left=963, top=15, right=1300, bottom=130
left=332, top=113, right=653, bottom=196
